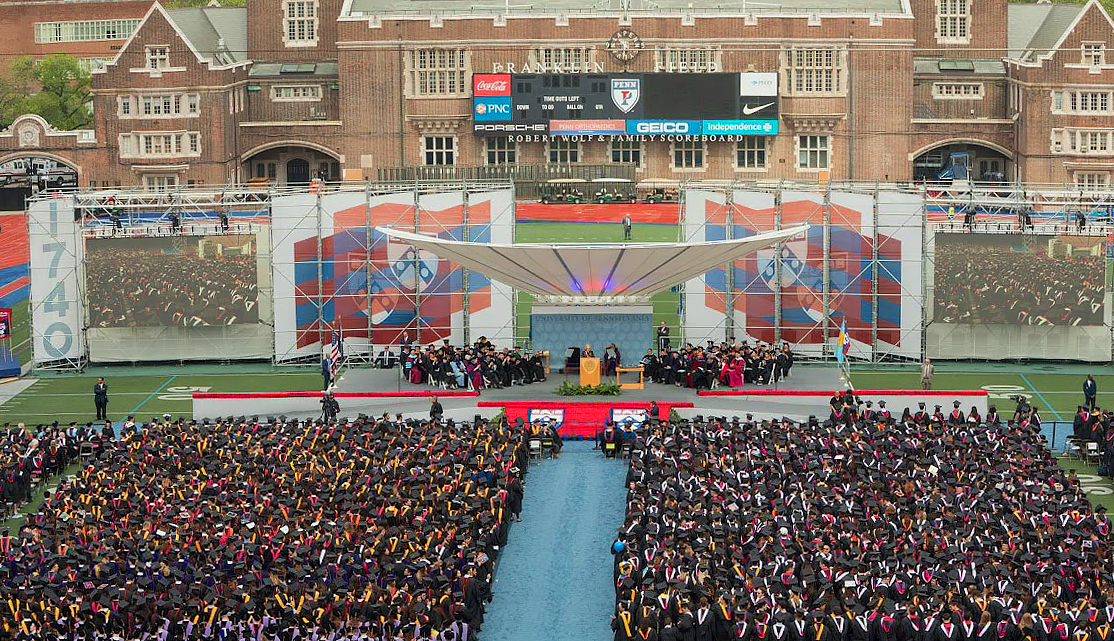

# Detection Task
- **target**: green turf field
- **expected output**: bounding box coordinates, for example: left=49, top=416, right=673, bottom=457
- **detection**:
left=0, top=370, right=321, bottom=425
left=514, top=222, right=682, bottom=346
left=850, top=369, right=1106, bottom=422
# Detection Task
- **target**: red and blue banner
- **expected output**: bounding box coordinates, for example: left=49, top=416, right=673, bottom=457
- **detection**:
left=683, top=188, right=923, bottom=359
left=272, top=189, right=514, bottom=362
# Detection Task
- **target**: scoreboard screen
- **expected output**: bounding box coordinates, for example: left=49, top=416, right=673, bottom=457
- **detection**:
left=472, top=72, right=779, bottom=136
left=641, top=74, right=738, bottom=120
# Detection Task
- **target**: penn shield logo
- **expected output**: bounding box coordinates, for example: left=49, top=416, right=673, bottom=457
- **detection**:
left=611, top=78, right=641, bottom=113
left=611, top=408, right=649, bottom=427
left=528, top=409, right=565, bottom=427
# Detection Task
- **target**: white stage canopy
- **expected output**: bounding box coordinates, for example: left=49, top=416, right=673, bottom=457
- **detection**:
left=376, top=225, right=809, bottom=300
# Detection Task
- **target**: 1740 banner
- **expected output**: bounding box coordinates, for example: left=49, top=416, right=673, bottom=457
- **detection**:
left=28, top=197, right=85, bottom=365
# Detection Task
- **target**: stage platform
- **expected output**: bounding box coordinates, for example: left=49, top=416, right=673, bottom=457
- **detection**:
left=191, top=365, right=984, bottom=430
left=194, top=365, right=837, bottom=424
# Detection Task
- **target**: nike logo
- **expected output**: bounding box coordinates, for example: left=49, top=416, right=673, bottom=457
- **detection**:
left=742, top=102, right=774, bottom=115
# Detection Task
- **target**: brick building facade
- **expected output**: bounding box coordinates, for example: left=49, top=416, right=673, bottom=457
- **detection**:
left=0, top=0, right=152, bottom=72
left=1, top=0, right=1113, bottom=193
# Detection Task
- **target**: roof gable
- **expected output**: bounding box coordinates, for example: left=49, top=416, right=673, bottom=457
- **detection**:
left=100, top=1, right=248, bottom=73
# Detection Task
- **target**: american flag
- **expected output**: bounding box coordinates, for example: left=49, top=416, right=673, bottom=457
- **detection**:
left=329, top=330, right=344, bottom=380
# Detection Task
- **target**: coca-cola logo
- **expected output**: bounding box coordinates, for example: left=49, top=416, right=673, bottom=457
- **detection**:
left=473, top=73, right=511, bottom=96
left=476, top=79, right=508, bottom=93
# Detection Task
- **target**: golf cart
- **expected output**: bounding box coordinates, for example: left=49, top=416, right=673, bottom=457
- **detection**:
left=637, top=180, right=680, bottom=203
left=539, top=178, right=587, bottom=204
left=592, top=178, right=635, bottom=203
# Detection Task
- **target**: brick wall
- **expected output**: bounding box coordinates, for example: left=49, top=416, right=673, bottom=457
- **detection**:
left=0, top=0, right=152, bottom=61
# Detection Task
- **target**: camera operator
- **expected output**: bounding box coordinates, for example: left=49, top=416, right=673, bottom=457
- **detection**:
left=320, top=391, right=339, bottom=422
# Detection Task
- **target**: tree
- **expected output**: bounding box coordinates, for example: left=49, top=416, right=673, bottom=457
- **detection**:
left=0, top=54, right=93, bottom=131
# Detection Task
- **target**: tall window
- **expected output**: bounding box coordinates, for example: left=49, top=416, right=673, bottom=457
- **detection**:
left=144, top=175, right=178, bottom=192
left=530, top=47, right=594, bottom=72
left=79, top=58, right=108, bottom=73
left=1051, top=128, right=1114, bottom=155
left=737, top=138, right=768, bottom=170
left=1083, top=43, right=1106, bottom=66
left=936, top=0, right=970, bottom=43
left=654, top=47, right=719, bottom=72
left=1076, top=172, right=1110, bottom=190
left=611, top=139, right=641, bottom=165
left=932, top=83, right=984, bottom=99
left=784, top=47, right=845, bottom=95
left=34, top=19, right=140, bottom=43
left=1054, top=90, right=1114, bottom=114
left=673, top=140, right=705, bottom=169
left=272, top=85, right=322, bottom=101
left=798, top=135, right=830, bottom=169
left=422, top=136, right=456, bottom=166
left=406, top=49, right=469, bottom=97
left=119, top=132, right=202, bottom=158
left=283, top=0, right=318, bottom=46
left=146, top=47, right=169, bottom=70
left=548, top=139, right=579, bottom=164
left=485, top=137, right=516, bottom=165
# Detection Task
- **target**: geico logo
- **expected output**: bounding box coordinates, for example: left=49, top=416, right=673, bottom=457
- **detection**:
left=477, top=124, right=545, bottom=131
left=635, top=122, right=690, bottom=134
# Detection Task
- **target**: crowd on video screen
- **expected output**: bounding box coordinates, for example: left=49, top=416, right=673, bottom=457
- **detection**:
left=85, top=238, right=259, bottom=328
left=934, top=234, right=1105, bottom=326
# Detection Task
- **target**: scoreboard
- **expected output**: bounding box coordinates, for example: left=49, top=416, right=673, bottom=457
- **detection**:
left=472, top=72, right=779, bottom=136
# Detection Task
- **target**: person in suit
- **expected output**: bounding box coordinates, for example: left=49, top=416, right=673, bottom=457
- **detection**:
left=623, top=214, right=633, bottom=240
left=430, top=395, right=444, bottom=422
left=1084, top=374, right=1098, bottom=411
left=93, top=377, right=108, bottom=421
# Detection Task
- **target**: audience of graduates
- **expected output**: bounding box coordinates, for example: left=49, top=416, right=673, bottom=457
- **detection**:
left=611, top=404, right=1111, bottom=641
left=86, top=249, right=259, bottom=328
left=0, top=421, right=109, bottom=511
left=934, top=242, right=1103, bottom=326
left=1, top=413, right=527, bottom=641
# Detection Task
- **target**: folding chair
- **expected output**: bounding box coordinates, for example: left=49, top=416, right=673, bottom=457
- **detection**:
left=1086, top=441, right=1102, bottom=465
left=540, top=436, right=554, bottom=458
left=620, top=440, right=634, bottom=460
left=528, top=439, right=542, bottom=462
left=79, top=442, right=95, bottom=463
left=1065, top=437, right=1084, bottom=461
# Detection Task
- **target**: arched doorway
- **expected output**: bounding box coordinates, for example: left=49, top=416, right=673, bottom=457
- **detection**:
left=241, top=142, right=340, bottom=187
left=913, top=141, right=1011, bottom=183
left=0, top=155, right=78, bottom=211
left=286, top=158, right=310, bottom=185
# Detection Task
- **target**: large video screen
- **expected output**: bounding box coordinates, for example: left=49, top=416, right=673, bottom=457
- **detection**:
left=934, top=233, right=1105, bottom=326
left=86, top=235, right=259, bottom=328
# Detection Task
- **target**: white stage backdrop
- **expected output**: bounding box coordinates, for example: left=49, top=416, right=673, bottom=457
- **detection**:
left=28, top=197, right=85, bottom=365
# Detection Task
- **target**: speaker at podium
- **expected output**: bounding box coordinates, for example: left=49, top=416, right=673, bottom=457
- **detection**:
left=580, top=357, right=601, bottom=386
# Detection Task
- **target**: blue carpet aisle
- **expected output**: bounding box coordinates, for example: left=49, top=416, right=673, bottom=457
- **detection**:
left=481, top=440, right=628, bottom=641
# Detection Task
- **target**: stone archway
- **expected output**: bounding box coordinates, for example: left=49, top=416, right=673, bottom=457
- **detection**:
left=911, top=140, right=1013, bottom=183
left=241, top=141, right=340, bottom=187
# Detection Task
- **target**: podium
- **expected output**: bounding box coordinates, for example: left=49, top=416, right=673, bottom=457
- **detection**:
left=579, top=357, right=601, bottom=386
